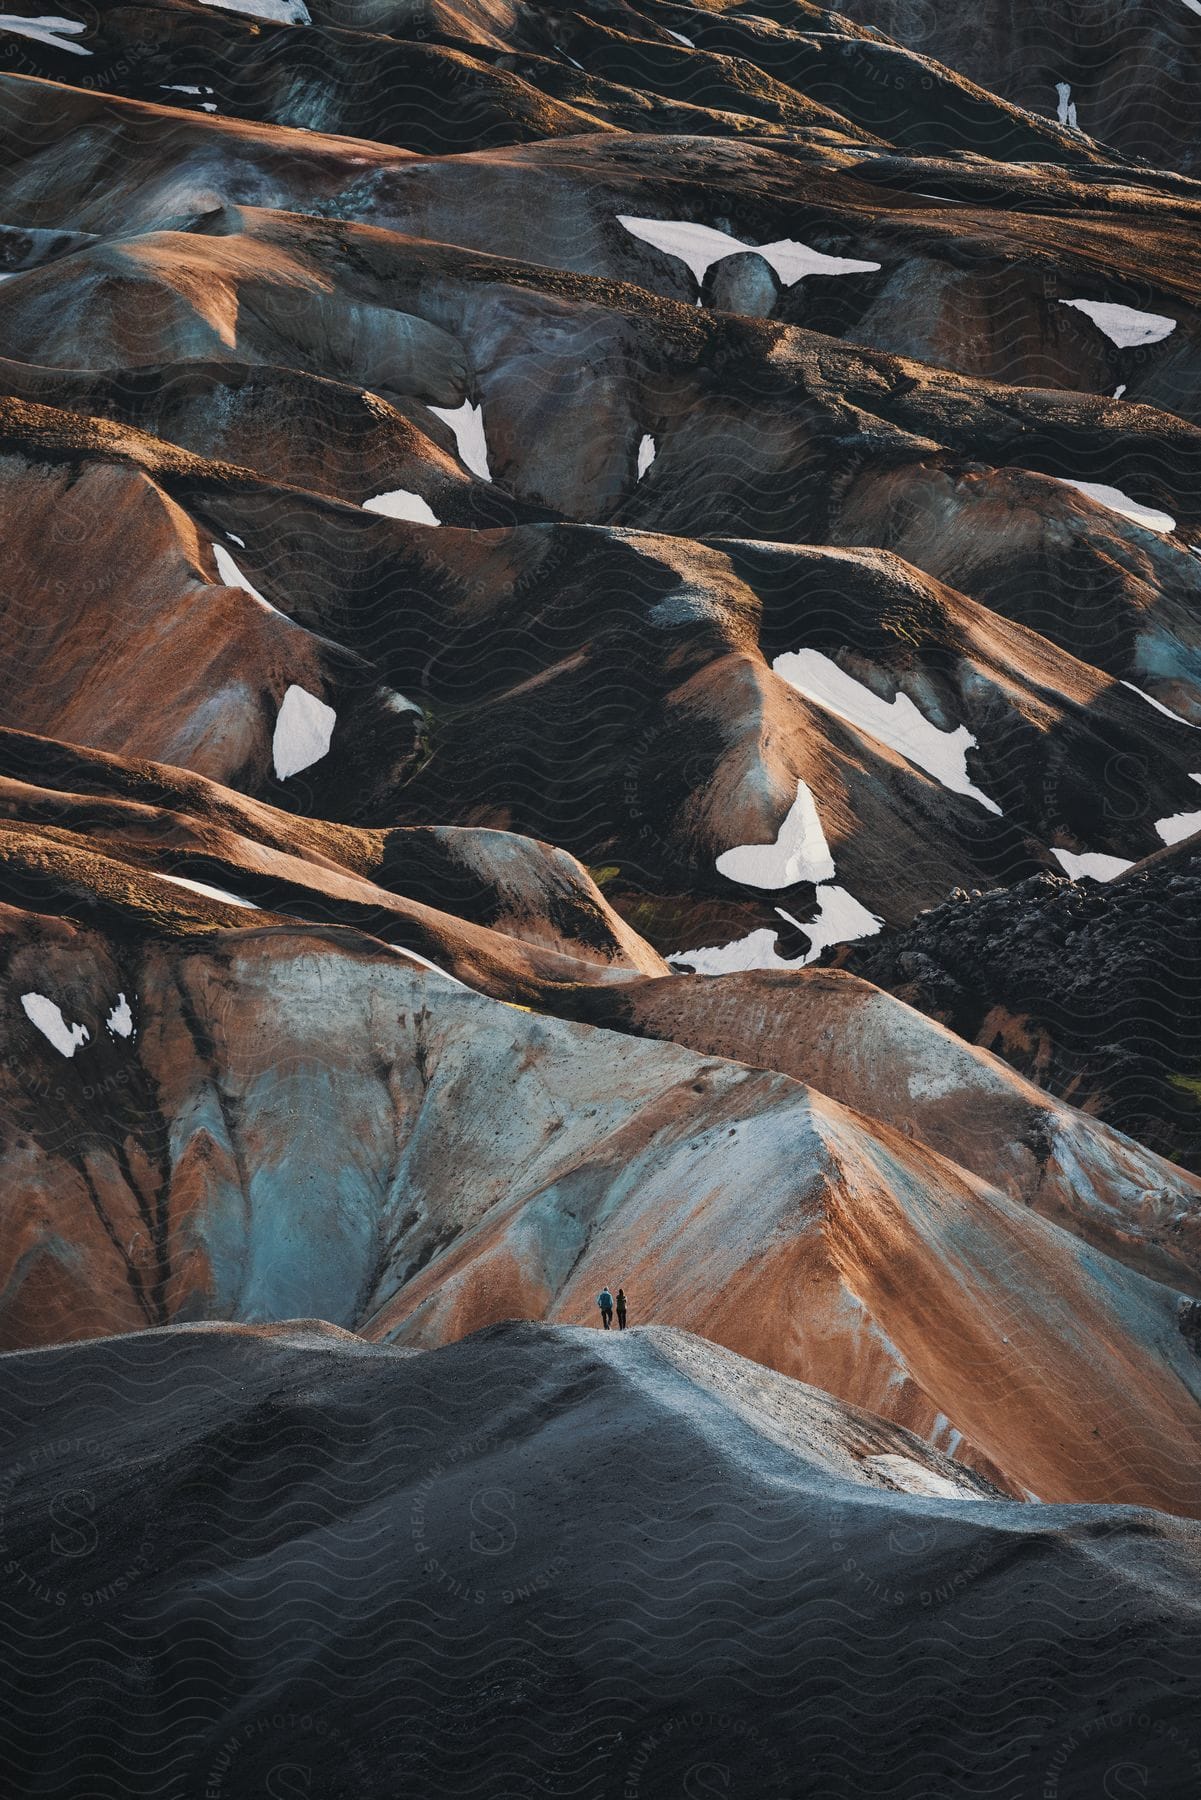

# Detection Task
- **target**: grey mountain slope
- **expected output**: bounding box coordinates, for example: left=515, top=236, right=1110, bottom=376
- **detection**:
left=0, top=1319, right=1198, bottom=1798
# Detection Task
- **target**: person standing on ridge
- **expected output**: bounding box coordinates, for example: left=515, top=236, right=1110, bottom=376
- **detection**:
left=615, top=1288, right=628, bottom=1330
left=597, top=1287, right=614, bottom=1329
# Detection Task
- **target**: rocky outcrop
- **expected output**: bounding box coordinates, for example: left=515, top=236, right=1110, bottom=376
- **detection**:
left=840, top=851, right=1201, bottom=1174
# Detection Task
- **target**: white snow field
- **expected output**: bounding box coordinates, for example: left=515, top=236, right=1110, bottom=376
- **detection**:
left=774, top=648, right=1002, bottom=814
left=272, top=684, right=337, bottom=779
left=156, top=873, right=260, bottom=909
left=212, top=543, right=288, bottom=617
left=106, top=994, right=134, bottom=1038
left=669, top=926, right=801, bottom=974
left=20, top=992, right=89, bottom=1056
left=716, top=779, right=836, bottom=888
left=363, top=489, right=441, bottom=525
left=1059, top=299, right=1176, bottom=347
left=196, top=0, right=311, bottom=22
left=1050, top=849, right=1133, bottom=881
left=778, top=889, right=883, bottom=963
left=1156, top=775, right=1201, bottom=845
left=617, top=215, right=880, bottom=287
left=1055, top=478, right=1176, bottom=534
left=699, top=777, right=883, bottom=969
left=428, top=400, right=491, bottom=480
left=0, top=16, right=91, bottom=54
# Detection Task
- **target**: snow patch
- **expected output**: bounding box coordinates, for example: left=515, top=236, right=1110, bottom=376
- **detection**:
left=106, top=993, right=133, bottom=1038
left=156, top=873, right=259, bottom=909
left=1050, top=848, right=1132, bottom=881
left=428, top=400, right=491, bottom=481
left=617, top=215, right=879, bottom=288
left=1, top=15, right=91, bottom=55
left=714, top=777, right=882, bottom=963
left=227, top=532, right=245, bottom=547
left=161, top=84, right=216, bottom=110
left=272, top=684, right=336, bottom=780
left=636, top=433, right=657, bottom=480
left=1183, top=0, right=1201, bottom=16
left=778, top=889, right=882, bottom=964
left=716, top=779, right=835, bottom=889
left=21, top=993, right=89, bottom=1057
left=195, top=0, right=311, bottom=21
left=389, top=946, right=475, bottom=990
left=363, top=488, right=440, bottom=525
left=1059, top=299, right=1176, bottom=348
left=1156, top=775, right=1201, bottom=845
left=668, top=927, right=798, bottom=975
left=773, top=648, right=1002, bottom=814
left=212, top=543, right=287, bottom=618
left=1113, top=384, right=1127, bottom=398
left=1120, top=680, right=1196, bottom=726
left=671, top=896, right=881, bottom=973
left=1055, top=81, right=1078, bottom=128
left=666, top=28, right=693, bottom=45
left=1054, top=478, right=1175, bottom=534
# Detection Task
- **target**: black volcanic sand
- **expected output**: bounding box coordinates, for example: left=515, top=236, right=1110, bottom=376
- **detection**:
left=0, top=1321, right=1198, bottom=1799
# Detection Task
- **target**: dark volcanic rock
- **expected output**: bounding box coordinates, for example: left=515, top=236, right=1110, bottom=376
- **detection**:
left=839, top=850, right=1201, bottom=1171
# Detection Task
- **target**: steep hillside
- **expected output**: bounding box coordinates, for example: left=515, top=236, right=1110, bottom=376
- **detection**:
left=840, top=846, right=1201, bottom=1171
left=1, top=0, right=1199, bottom=1788
left=4, top=871, right=1201, bottom=1510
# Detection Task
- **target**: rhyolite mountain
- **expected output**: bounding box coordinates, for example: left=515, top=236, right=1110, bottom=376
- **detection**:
left=0, top=0, right=1199, bottom=1794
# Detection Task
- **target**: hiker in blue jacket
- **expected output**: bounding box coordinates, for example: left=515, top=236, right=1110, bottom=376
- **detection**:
left=597, top=1287, right=614, bottom=1329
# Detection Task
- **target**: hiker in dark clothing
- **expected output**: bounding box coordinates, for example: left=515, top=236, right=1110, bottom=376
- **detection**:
left=615, top=1288, right=628, bottom=1329
left=597, top=1287, right=614, bottom=1329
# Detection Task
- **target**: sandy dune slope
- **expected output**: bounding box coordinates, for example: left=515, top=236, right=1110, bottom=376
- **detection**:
left=1, top=1320, right=1198, bottom=1797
